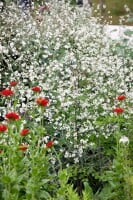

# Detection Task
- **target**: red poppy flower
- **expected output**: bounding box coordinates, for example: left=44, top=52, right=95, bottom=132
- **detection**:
left=36, top=97, right=49, bottom=107
left=46, top=141, right=53, bottom=148
left=0, top=124, right=8, bottom=132
left=5, top=112, right=20, bottom=121
left=116, top=95, right=126, bottom=101
left=19, top=144, right=28, bottom=151
left=10, top=81, right=18, bottom=87
left=20, top=129, right=29, bottom=136
left=0, top=89, right=14, bottom=96
left=113, top=107, right=124, bottom=114
left=32, top=86, right=41, bottom=92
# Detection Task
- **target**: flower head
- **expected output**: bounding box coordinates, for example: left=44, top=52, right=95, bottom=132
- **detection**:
left=36, top=97, right=49, bottom=107
left=119, top=136, right=129, bottom=145
left=10, top=81, right=18, bottom=87
left=5, top=112, right=20, bottom=121
left=116, top=95, right=126, bottom=101
left=32, top=86, right=42, bottom=92
left=0, top=124, right=8, bottom=132
left=113, top=107, right=124, bottom=114
left=20, top=129, right=29, bottom=136
left=46, top=141, right=54, bottom=148
left=19, top=144, right=29, bottom=151
left=0, top=89, right=14, bottom=96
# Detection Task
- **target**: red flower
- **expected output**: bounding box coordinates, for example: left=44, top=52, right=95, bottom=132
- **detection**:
left=113, top=107, right=124, bottom=114
left=32, top=86, right=41, bottom=92
left=0, top=89, right=14, bottom=96
left=19, top=144, right=28, bottom=151
left=46, top=141, right=53, bottom=148
left=36, top=97, right=49, bottom=107
left=10, top=81, right=18, bottom=87
left=0, top=124, right=8, bottom=132
left=20, top=129, right=29, bottom=136
left=116, top=95, right=126, bottom=101
left=5, top=112, right=20, bottom=121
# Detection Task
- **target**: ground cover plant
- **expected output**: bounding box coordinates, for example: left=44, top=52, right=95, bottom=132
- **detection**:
left=0, top=1, right=133, bottom=199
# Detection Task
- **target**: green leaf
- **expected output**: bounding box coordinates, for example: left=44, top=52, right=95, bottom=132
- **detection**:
left=39, top=190, right=51, bottom=199
left=82, top=182, right=94, bottom=200
left=124, top=30, right=133, bottom=36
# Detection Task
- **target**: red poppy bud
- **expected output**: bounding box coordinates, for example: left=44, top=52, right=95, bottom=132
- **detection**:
left=46, top=141, right=53, bottom=148
left=32, top=86, right=42, bottom=92
left=20, top=129, right=29, bottom=136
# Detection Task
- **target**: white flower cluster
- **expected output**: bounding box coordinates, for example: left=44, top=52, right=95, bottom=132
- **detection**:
left=0, top=1, right=132, bottom=164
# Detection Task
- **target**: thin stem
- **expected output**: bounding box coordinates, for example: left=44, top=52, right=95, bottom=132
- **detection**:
left=53, top=146, right=62, bottom=170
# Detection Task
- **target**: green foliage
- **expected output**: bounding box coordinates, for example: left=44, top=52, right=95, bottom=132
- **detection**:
left=55, top=169, right=80, bottom=200
left=82, top=182, right=94, bottom=200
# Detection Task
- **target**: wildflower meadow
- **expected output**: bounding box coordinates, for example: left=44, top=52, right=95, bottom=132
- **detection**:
left=0, top=1, right=133, bottom=200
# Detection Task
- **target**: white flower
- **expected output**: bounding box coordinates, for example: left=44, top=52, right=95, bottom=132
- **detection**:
left=119, top=136, right=129, bottom=145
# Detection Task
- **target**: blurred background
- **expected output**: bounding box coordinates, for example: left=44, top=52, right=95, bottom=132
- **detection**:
left=92, top=0, right=133, bottom=25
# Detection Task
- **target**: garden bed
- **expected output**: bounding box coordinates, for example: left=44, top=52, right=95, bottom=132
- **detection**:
left=0, top=2, right=133, bottom=200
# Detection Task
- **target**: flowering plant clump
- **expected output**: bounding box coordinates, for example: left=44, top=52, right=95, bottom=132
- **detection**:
left=0, top=1, right=133, bottom=199
left=0, top=82, right=55, bottom=199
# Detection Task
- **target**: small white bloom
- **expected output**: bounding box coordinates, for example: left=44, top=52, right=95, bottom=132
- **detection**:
left=119, top=136, right=129, bottom=145
left=74, top=157, right=79, bottom=163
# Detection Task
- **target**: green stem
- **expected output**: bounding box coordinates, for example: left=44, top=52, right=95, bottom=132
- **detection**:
left=53, top=147, right=62, bottom=170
